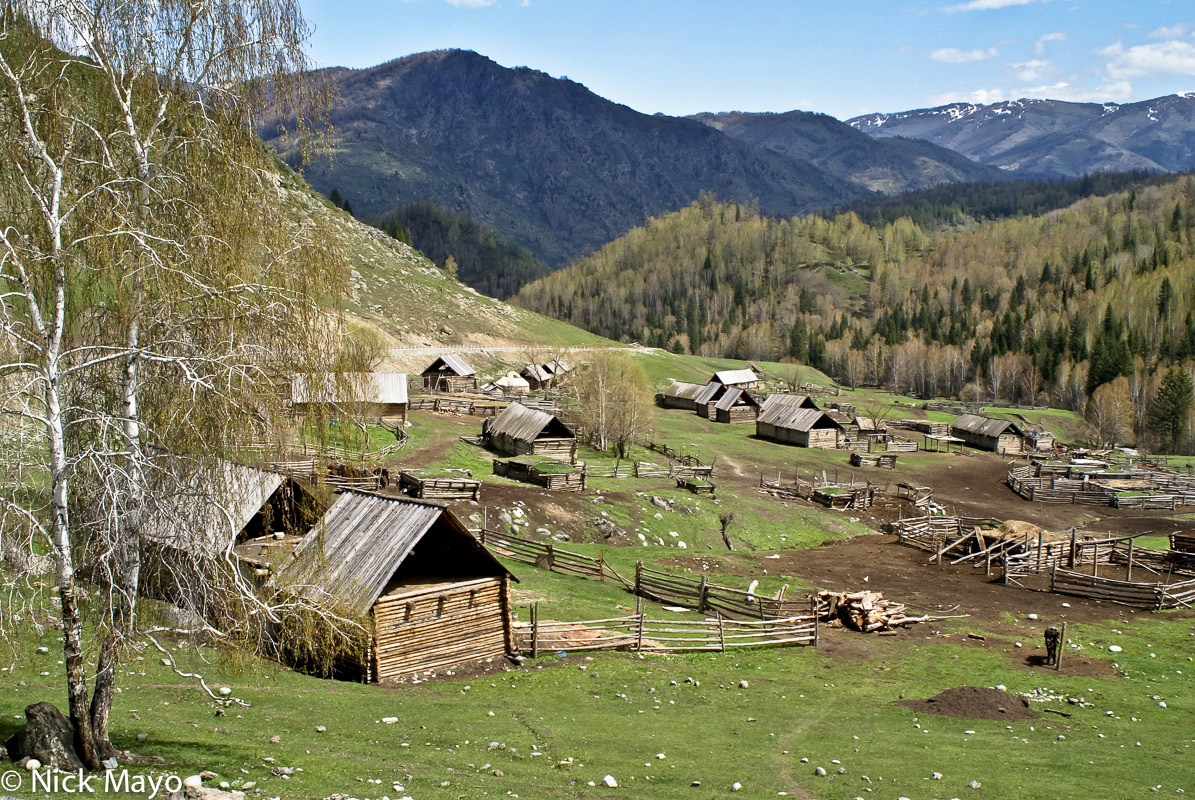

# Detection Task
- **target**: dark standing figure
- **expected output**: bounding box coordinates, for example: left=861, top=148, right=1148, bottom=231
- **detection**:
left=1044, top=626, right=1061, bottom=666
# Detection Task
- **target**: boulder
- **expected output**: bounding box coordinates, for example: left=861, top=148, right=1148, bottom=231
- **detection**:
left=3, top=702, right=84, bottom=771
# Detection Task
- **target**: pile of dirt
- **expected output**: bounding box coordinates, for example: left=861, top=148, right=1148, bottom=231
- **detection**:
left=897, top=685, right=1039, bottom=721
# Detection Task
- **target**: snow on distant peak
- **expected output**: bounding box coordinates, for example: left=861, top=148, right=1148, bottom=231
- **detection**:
left=1102, top=103, right=1120, bottom=114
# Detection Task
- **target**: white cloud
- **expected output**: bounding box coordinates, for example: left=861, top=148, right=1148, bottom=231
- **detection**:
left=943, top=0, right=1038, bottom=13
left=1016, top=80, right=1133, bottom=102
left=1034, top=31, right=1066, bottom=56
left=930, top=46, right=1001, bottom=63
left=925, top=87, right=1007, bottom=105
left=1010, top=59, right=1056, bottom=81
left=443, top=0, right=498, bottom=6
left=1148, top=23, right=1192, bottom=40
left=1102, top=40, right=1195, bottom=80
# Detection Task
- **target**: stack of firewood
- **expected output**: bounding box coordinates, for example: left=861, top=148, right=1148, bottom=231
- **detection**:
left=817, top=590, right=954, bottom=632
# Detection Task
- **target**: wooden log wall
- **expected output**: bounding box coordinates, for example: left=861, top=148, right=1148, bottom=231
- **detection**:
left=398, top=471, right=481, bottom=500
left=479, top=529, right=620, bottom=584
left=371, top=577, right=508, bottom=681
left=634, top=563, right=809, bottom=620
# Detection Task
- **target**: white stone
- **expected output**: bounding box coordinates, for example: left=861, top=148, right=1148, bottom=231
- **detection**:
left=183, top=775, right=204, bottom=788
left=970, top=780, right=982, bottom=789
left=382, top=716, right=398, bottom=724
left=218, top=686, right=232, bottom=696
left=732, top=782, right=742, bottom=791
left=1027, top=614, right=1038, bottom=620
left=24, top=759, right=41, bottom=771
left=1108, top=645, right=1123, bottom=653
left=602, top=775, right=618, bottom=788
left=815, top=766, right=827, bottom=776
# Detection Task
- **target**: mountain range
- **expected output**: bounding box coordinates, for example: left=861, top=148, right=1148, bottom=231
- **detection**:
left=848, top=94, right=1195, bottom=177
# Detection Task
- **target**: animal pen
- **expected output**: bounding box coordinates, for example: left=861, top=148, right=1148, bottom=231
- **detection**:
left=1007, top=461, right=1195, bottom=508
left=493, top=456, right=587, bottom=491
left=892, top=515, right=1195, bottom=609
left=275, top=492, right=516, bottom=683
left=398, top=469, right=482, bottom=500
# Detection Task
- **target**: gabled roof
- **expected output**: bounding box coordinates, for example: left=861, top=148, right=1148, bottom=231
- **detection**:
left=422, top=354, right=475, bottom=377
left=759, top=393, right=819, bottom=412
left=277, top=492, right=510, bottom=617
left=712, top=369, right=760, bottom=386
left=546, top=358, right=574, bottom=375
left=488, top=402, right=573, bottom=442
left=714, top=387, right=760, bottom=412
left=694, top=381, right=727, bottom=406
left=522, top=363, right=553, bottom=382
left=660, top=380, right=706, bottom=401
left=757, top=405, right=840, bottom=433
left=854, top=416, right=885, bottom=432
left=952, top=413, right=1022, bottom=438
left=292, top=373, right=408, bottom=405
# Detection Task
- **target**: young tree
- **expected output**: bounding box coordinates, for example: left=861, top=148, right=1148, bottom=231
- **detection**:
left=572, top=351, right=654, bottom=458
left=1087, top=377, right=1134, bottom=446
left=0, top=2, right=343, bottom=766
left=1149, top=364, right=1194, bottom=453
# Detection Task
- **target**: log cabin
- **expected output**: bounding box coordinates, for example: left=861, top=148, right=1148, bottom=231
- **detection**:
left=482, top=402, right=578, bottom=463
left=756, top=405, right=842, bottom=449
left=693, top=381, right=728, bottom=419
left=275, top=491, right=516, bottom=683
left=951, top=413, right=1027, bottom=455
left=709, top=367, right=764, bottom=390
left=657, top=380, right=706, bottom=410
left=714, top=387, right=761, bottom=424
left=421, top=355, right=477, bottom=393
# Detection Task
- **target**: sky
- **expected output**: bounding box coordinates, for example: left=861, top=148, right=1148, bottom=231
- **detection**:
left=300, top=0, right=1195, bottom=121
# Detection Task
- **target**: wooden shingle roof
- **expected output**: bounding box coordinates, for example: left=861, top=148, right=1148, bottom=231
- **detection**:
left=661, top=381, right=706, bottom=401
left=757, top=405, right=839, bottom=433
left=952, top=413, right=1021, bottom=438
left=694, top=381, right=727, bottom=406
left=488, top=402, right=573, bottom=442
left=278, top=492, right=509, bottom=617
left=422, top=354, right=475, bottom=377
left=759, top=393, right=818, bottom=412
left=712, top=369, right=760, bottom=386
left=714, top=387, right=759, bottom=411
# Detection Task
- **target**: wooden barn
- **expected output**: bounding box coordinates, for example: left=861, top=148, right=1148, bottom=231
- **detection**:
left=714, top=387, right=761, bottom=424
left=657, top=380, right=706, bottom=410
left=1024, top=428, right=1057, bottom=452
left=710, top=367, right=764, bottom=390
left=694, top=381, right=729, bottom=419
left=951, top=413, right=1026, bottom=454
left=276, top=491, right=516, bottom=683
left=756, top=405, right=842, bottom=449
left=291, top=372, right=409, bottom=422
left=482, top=402, right=578, bottom=463
left=522, top=359, right=574, bottom=391
left=421, top=355, right=477, bottom=393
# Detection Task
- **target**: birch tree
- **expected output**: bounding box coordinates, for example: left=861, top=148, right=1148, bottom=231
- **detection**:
left=0, top=1, right=344, bottom=766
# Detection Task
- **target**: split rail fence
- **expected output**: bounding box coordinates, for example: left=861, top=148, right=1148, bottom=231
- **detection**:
left=516, top=605, right=817, bottom=656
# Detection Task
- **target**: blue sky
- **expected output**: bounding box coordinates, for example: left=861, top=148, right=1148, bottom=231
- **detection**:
left=300, top=0, right=1195, bottom=120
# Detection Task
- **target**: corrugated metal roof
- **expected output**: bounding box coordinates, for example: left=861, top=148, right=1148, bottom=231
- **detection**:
left=712, top=369, right=760, bottom=386
left=292, top=373, right=408, bottom=405
left=278, top=492, right=510, bottom=617
left=487, top=402, right=572, bottom=442
left=714, top=387, right=759, bottom=411
left=422, top=354, right=475, bottom=376
left=661, top=381, right=705, bottom=401
left=694, top=381, right=726, bottom=406
left=757, top=405, right=838, bottom=432
left=952, top=413, right=1020, bottom=438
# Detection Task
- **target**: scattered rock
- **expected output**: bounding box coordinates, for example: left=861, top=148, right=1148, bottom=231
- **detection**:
left=199, top=771, right=218, bottom=781
left=316, top=725, right=326, bottom=733
left=732, top=781, right=742, bottom=791
left=815, top=766, right=827, bottom=776
left=602, top=774, right=618, bottom=787
left=970, top=780, right=982, bottom=789
left=183, top=775, right=204, bottom=789
left=217, top=687, right=232, bottom=696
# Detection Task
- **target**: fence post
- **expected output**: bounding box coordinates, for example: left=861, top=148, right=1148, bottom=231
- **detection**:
left=811, top=595, right=819, bottom=647
left=1126, top=537, right=1134, bottom=582
left=635, top=561, right=643, bottom=599
left=717, top=612, right=726, bottom=652
left=698, top=574, right=708, bottom=613
left=531, top=602, right=539, bottom=659
left=599, top=548, right=606, bottom=582
left=636, top=611, right=644, bottom=652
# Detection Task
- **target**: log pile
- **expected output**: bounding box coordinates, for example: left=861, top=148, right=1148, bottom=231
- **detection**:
left=817, top=590, right=959, bottom=632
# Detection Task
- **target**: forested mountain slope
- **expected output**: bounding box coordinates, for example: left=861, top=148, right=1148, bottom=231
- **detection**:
left=691, top=110, right=1008, bottom=194
left=263, top=49, right=867, bottom=268
left=516, top=178, right=1195, bottom=422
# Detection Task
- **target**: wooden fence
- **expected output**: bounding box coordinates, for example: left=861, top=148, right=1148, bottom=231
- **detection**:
left=634, top=563, right=810, bottom=620
left=516, top=606, right=817, bottom=656
left=1051, top=567, right=1195, bottom=609
left=478, top=530, right=624, bottom=584
left=890, top=515, right=1002, bottom=553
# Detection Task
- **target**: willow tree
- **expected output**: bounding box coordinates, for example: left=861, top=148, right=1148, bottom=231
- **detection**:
left=0, top=1, right=345, bottom=767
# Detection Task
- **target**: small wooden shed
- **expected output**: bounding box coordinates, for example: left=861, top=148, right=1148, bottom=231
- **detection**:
left=710, top=368, right=764, bottom=390
left=277, top=491, right=516, bottom=683
left=422, top=355, right=477, bottom=393
left=522, top=359, right=574, bottom=391
left=714, top=387, right=761, bottom=424
left=657, top=380, right=706, bottom=410
left=951, top=413, right=1025, bottom=454
left=694, top=381, right=729, bottom=419
left=291, top=373, right=409, bottom=422
left=756, top=405, right=842, bottom=448
left=482, top=402, right=578, bottom=463
left=1024, top=428, right=1057, bottom=452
